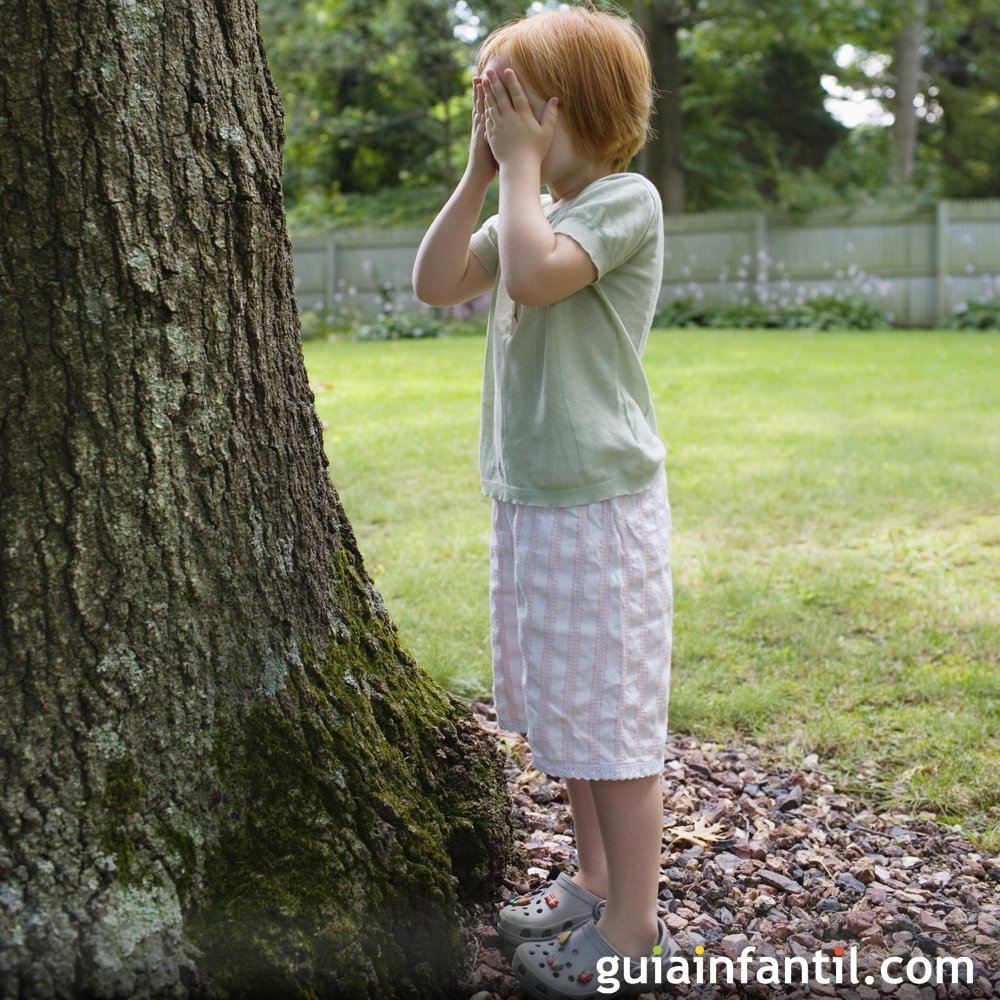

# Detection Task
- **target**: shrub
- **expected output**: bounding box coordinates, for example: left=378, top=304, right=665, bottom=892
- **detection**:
left=352, top=311, right=447, bottom=342
left=949, top=299, right=1000, bottom=331
left=655, top=293, right=889, bottom=331
left=793, top=295, right=888, bottom=331
left=653, top=296, right=714, bottom=329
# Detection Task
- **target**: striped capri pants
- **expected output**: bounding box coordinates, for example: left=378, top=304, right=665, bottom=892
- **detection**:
left=489, top=476, right=672, bottom=780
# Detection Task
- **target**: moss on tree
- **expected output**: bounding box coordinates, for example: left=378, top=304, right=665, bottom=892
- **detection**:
left=188, top=550, right=513, bottom=998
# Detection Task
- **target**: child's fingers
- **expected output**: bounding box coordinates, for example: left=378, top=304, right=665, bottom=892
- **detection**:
left=502, top=68, right=531, bottom=114
left=483, top=68, right=511, bottom=111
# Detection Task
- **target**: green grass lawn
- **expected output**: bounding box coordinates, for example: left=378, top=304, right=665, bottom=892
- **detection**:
left=305, top=329, right=1000, bottom=850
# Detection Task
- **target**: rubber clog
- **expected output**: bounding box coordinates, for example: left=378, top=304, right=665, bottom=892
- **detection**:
left=497, top=872, right=604, bottom=946
left=511, top=912, right=679, bottom=999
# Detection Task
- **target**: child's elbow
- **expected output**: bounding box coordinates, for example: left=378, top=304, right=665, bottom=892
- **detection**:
left=502, top=276, right=554, bottom=309
left=411, top=273, right=449, bottom=308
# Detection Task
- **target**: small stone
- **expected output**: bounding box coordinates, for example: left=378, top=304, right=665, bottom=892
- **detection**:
left=758, top=869, right=803, bottom=893
left=873, top=864, right=898, bottom=885
left=866, top=884, right=890, bottom=905
left=818, top=898, right=843, bottom=912
left=837, top=873, right=867, bottom=894
left=732, top=840, right=767, bottom=861
left=914, top=909, right=948, bottom=934
left=853, top=858, right=877, bottom=883
left=776, top=785, right=804, bottom=812
left=913, top=934, right=945, bottom=956
left=810, top=986, right=838, bottom=998
left=719, top=933, right=751, bottom=959
left=846, top=910, right=877, bottom=935
left=714, top=852, right=741, bottom=873
left=889, top=930, right=914, bottom=950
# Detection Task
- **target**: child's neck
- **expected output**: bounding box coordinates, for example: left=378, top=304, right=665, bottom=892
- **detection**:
left=547, top=162, right=615, bottom=206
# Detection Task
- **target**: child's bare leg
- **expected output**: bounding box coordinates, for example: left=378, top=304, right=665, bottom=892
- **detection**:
left=590, top=774, right=663, bottom=959
left=564, top=778, right=608, bottom=897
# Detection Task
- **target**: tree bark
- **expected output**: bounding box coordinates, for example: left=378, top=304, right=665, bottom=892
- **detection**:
left=0, top=1, right=512, bottom=996
left=891, top=0, right=929, bottom=186
left=634, top=0, right=687, bottom=215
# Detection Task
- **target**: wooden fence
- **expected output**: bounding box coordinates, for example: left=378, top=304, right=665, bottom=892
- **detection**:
left=290, top=199, right=1000, bottom=328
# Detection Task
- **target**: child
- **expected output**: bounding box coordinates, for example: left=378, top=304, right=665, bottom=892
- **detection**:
left=412, top=6, right=675, bottom=996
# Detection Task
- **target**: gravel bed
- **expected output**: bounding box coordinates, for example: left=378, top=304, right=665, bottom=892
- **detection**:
left=459, top=703, right=1000, bottom=1000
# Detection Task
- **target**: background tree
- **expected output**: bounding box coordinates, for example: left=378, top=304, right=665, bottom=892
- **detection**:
left=0, top=0, right=511, bottom=995
left=632, top=0, right=854, bottom=214
left=255, top=0, right=999, bottom=228
left=728, top=43, right=846, bottom=202
left=925, top=2, right=1000, bottom=197
left=634, top=0, right=695, bottom=214
left=259, top=0, right=467, bottom=203
left=890, top=0, right=930, bottom=185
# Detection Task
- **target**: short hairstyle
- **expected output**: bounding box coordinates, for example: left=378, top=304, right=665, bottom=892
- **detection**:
left=476, top=5, right=654, bottom=173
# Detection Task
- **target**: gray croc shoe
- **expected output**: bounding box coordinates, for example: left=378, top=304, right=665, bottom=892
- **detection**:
left=511, top=912, right=680, bottom=999
left=497, top=872, right=604, bottom=946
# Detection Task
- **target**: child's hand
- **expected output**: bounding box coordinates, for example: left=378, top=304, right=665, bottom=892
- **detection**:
left=482, top=67, right=558, bottom=169
left=468, top=77, right=499, bottom=184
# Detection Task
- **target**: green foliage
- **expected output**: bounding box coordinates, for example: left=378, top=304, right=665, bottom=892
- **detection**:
left=655, top=293, right=890, bottom=330
left=729, top=44, right=847, bottom=200
left=260, top=0, right=998, bottom=224
left=926, top=6, right=1000, bottom=198
left=353, top=310, right=448, bottom=342
left=948, top=297, right=1000, bottom=330
left=299, top=296, right=484, bottom=344
left=653, top=295, right=715, bottom=329
left=259, top=0, right=468, bottom=202
left=286, top=184, right=499, bottom=232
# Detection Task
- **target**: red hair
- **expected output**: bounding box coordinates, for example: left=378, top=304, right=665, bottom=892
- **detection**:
left=477, top=6, right=654, bottom=172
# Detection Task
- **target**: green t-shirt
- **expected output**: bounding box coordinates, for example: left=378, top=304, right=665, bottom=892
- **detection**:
left=470, top=172, right=665, bottom=507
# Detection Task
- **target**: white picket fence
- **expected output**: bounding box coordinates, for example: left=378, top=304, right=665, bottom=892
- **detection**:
left=290, top=199, right=1000, bottom=328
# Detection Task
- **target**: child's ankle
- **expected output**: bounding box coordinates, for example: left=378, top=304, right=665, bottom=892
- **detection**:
left=571, top=870, right=608, bottom=899
left=595, top=911, right=658, bottom=962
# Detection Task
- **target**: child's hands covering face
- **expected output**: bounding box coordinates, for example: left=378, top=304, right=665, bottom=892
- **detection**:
left=469, top=76, right=498, bottom=183
left=482, top=67, right=559, bottom=169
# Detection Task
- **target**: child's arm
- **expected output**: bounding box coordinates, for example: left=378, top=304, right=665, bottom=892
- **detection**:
left=483, top=68, right=598, bottom=308
left=412, top=80, right=496, bottom=308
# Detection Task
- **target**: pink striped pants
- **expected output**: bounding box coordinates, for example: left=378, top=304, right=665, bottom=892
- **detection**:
left=490, top=477, right=672, bottom=780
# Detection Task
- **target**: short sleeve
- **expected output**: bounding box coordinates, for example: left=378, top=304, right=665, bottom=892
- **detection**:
left=470, top=214, right=500, bottom=278
left=551, top=175, right=661, bottom=280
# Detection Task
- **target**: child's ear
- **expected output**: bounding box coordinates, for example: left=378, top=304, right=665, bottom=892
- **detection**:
left=541, top=96, right=559, bottom=129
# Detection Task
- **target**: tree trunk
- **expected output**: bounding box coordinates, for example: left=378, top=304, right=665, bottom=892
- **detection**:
left=891, top=0, right=929, bottom=186
left=634, top=0, right=687, bottom=215
left=0, top=1, right=512, bottom=996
